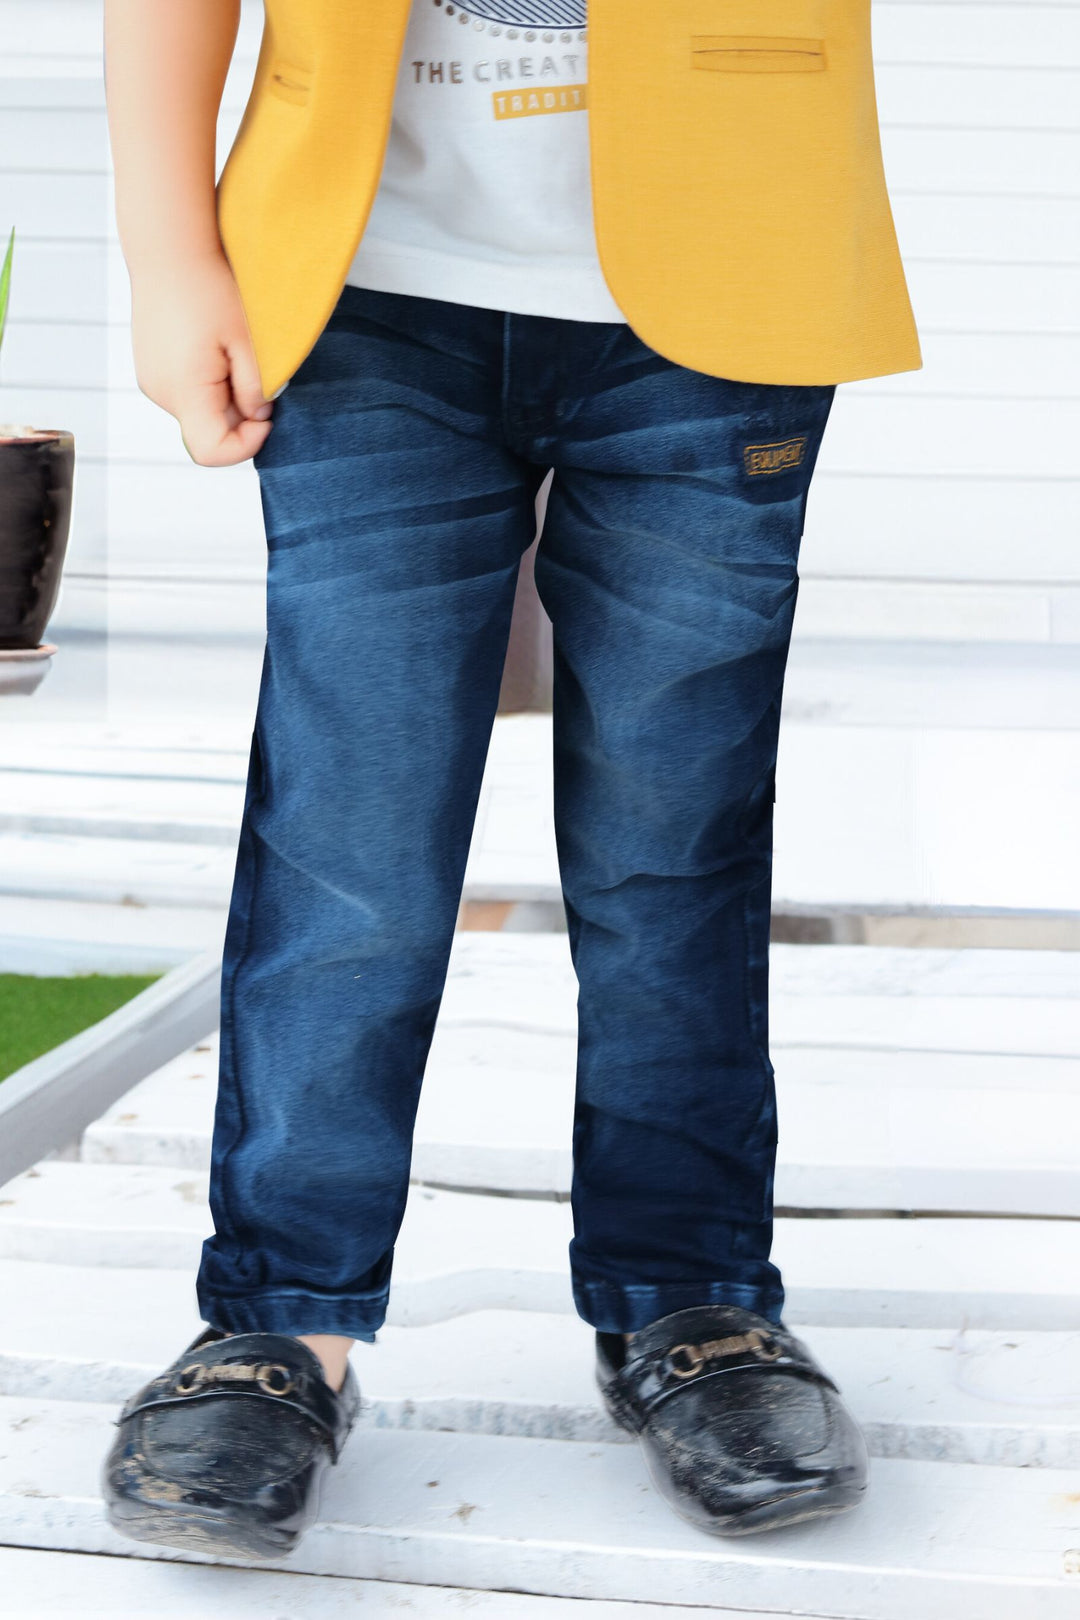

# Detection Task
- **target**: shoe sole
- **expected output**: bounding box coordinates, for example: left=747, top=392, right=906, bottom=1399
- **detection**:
left=102, top=1432, right=344, bottom=1563
left=651, top=1468, right=868, bottom=1537
left=102, top=1378, right=360, bottom=1562
left=598, top=1375, right=867, bottom=1538
left=105, top=1496, right=301, bottom=1561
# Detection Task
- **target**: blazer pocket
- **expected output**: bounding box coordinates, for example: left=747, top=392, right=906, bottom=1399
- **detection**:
left=690, top=35, right=826, bottom=72
left=267, top=59, right=313, bottom=105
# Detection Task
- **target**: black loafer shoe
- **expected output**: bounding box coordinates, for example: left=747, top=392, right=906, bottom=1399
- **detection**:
left=597, top=1304, right=869, bottom=1536
left=102, top=1326, right=361, bottom=1560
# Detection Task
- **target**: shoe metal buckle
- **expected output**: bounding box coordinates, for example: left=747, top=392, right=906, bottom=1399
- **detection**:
left=665, top=1328, right=783, bottom=1380
left=175, top=1360, right=297, bottom=1397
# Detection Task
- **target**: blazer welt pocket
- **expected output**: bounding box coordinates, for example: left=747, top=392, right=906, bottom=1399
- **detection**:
left=267, top=59, right=312, bottom=105
left=690, top=35, right=826, bottom=72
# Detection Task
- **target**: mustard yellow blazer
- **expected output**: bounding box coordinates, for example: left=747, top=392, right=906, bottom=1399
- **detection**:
left=216, top=0, right=922, bottom=399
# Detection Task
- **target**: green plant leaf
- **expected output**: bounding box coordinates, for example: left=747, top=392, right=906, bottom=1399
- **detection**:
left=0, top=227, right=14, bottom=359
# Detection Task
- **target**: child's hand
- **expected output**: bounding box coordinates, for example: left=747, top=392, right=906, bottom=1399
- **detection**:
left=129, top=251, right=275, bottom=467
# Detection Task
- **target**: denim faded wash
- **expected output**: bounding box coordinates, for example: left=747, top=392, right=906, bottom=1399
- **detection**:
left=196, top=285, right=836, bottom=1341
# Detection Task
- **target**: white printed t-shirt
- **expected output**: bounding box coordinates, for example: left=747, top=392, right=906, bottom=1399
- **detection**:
left=344, top=0, right=626, bottom=321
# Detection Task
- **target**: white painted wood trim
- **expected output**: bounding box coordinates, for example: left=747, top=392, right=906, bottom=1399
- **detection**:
left=1, top=1163, right=1078, bottom=1331
left=1, top=1278, right=1077, bottom=1470
left=0, top=951, right=220, bottom=1185
left=0, top=1546, right=752, bottom=1620
left=0, top=1401, right=1077, bottom=1617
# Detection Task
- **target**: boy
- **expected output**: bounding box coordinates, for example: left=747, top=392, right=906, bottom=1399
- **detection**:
left=100, top=0, right=920, bottom=1559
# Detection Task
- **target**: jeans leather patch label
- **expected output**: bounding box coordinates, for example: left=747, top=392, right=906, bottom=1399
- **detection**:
left=743, top=436, right=808, bottom=476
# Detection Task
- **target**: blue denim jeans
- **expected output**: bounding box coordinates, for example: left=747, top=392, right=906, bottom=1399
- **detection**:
left=195, top=285, right=836, bottom=1341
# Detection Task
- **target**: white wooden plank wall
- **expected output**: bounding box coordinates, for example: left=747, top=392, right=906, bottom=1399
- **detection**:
left=0, top=0, right=1077, bottom=640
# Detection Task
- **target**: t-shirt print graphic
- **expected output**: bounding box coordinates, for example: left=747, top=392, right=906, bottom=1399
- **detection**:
left=420, top=0, right=588, bottom=122
left=344, top=0, right=627, bottom=323
left=444, top=1, right=585, bottom=28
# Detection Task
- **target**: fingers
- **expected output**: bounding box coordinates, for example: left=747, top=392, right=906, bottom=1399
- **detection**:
left=180, top=381, right=273, bottom=467
left=128, top=256, right=277, bottom=466
left=180, top=413, right=272, bottom=468
left=225, top=324, right=274, bottom=425
left=179, top=335, right=274, bottom=467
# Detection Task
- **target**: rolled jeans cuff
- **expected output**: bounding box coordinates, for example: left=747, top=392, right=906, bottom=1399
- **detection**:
left=572, top=1277, right=786, bottom=1335
left=196, top=1287, right=388, bottom=1344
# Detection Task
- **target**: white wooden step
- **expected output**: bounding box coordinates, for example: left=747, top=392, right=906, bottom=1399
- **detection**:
left=0, top=768, right=242, bottom=843
left=399, top=932, right=1080, bottom=1052
left=4, top=716, right=1079, bottom=917
left=78, top=934, right=1080, bottom=1074
left=0, top=1165, right=570, bottom=1319
left=0, top=1546, right=741, bottom=1620
left=379, top=932, right=1080, bottom=1041
left=783, top=639, right=1080, bottom=730
left=81, top=936, right=1080, bottom=1213
left=0, top=1269, right=1076, bottom=1470
left=81, top=1021, right=1080, bottom=1214
left=0, top=726, right=250, bottom=779
left=462, top=720, right=1080, bottom=915
left=0, top=834, right=238, bottom=909
left=2, top=1162, right=1078, bottom=1331
left=0, top=1398, right=1076, bottom=1617
left=6, top=637, right=1080, bottom=759
left=0, top=895, right=226, bottom=975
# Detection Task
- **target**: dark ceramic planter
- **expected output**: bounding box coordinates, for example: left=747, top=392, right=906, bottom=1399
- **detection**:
left=0, top=428, right=75, bottom=651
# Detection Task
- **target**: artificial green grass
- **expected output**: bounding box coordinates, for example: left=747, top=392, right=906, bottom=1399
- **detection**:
left=0, top=973, right=162, bottom=1081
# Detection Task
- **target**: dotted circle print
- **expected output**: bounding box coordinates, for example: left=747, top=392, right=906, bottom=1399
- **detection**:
left=435, top=0, right=587, bottom=28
